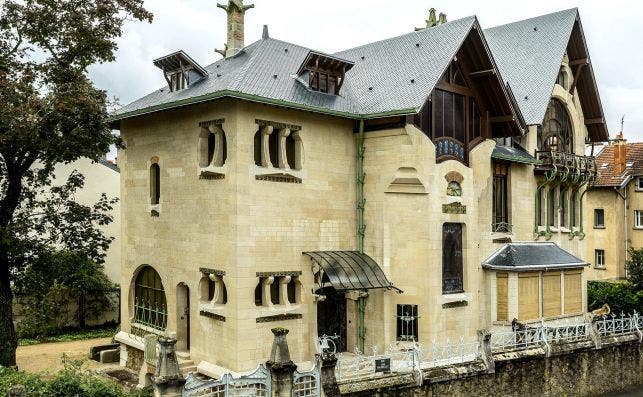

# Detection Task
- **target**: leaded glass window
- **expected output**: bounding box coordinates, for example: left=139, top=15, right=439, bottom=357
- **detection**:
left=442, top=223, right=464, bottom=294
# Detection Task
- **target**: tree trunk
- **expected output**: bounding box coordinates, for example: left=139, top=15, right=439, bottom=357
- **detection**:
left=0, top=259, right=17, bottom=367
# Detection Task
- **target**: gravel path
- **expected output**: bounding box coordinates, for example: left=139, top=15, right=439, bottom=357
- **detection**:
left=16, top=337, right=114, bottom=373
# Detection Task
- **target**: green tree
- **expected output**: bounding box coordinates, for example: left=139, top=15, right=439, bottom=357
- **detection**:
left=626, top=247, right=643, bottom=289
left=0, top=0, right=152, bottom=367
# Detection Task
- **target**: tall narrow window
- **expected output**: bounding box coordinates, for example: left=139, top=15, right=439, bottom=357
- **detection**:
left=442, top=223, right=464, bottom=294
left=594, top=209, right=605, bottom=228
left=548, top=188, right=556, bottom=227
left=570, top=191, right=578, bottom=227
left=560, top=188, right=567, bottom=228
left=396, top=304, right=419, bottom=342
left=254, top=130, right=262, bottom=166
left=492, top=163, right=509, bottom=233
left=150, top=163, right=160, bottom=205
left=469, top=99, right=481, bottom=142
left=537, top=188, right=545, bottom=227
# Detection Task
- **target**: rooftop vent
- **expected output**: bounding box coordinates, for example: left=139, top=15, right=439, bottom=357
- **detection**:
left=296, top=51, right=354, bottom=95
left=153, top=50, right=208, bottom=92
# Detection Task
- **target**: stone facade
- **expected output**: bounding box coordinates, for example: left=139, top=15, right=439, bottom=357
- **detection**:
left=114, top=9, right=606, bottom=376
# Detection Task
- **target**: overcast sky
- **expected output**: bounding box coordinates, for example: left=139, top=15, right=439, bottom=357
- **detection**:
left=91, top=0, right=643, bottom=152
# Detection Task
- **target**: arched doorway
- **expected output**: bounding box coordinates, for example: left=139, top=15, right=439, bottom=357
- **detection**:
left=176, top=283, right=190, bottom=352
left=316, top=286, right=347, bottom=352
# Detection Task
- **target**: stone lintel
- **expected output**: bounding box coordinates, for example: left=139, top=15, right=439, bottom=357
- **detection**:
left=199, top=310, right=226, bottom=322
left=256, top=313, right=303, bottom=323
left=198, top=118, right=225, bottom=128
left=256, top=271, right=302, bottom=277
left=200, top=267, right=226, bottom=276
left=255, top=119, right=302, bottom=131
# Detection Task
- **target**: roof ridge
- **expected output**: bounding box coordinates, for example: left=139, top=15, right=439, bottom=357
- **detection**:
left=484, top=8, right=577, bottom=32
left=334, top=15, right=477, bottom=56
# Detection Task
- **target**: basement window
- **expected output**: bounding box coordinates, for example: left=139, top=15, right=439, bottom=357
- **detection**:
left=396, top=304, right=419, bottom=342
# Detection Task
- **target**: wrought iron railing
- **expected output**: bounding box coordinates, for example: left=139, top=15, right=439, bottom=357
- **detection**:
left=534, top=150, right=597, bottom=179
left=183, top=364, right=272, bottom=397
left=595, top=313, right=642, bottom=337
left=133, top=298, right=168, bottom=331
left=491, top=221, right=512, bottom=233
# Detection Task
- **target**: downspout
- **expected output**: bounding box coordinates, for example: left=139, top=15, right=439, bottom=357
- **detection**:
left=356, top=119, right=366, bottom=353
left=614, top=185, right=628, bottom=278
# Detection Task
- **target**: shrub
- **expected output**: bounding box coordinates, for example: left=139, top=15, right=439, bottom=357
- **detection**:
left=587, top=280, right=643, bottom=315
left=0, top=357, right=152, bottom=397
left=626, top=247, right=643, bottom=289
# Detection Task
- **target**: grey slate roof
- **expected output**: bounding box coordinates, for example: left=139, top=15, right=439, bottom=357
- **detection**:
left=111, top=16, right=478, bottom=120
left=483, top=9, right=578, bottom=126
left=482, top=242, right=588, bottom=271
left=491, top=143, right=539, bottom=165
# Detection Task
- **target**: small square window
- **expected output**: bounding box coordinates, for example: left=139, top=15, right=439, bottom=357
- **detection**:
left=635, top=210, right=643, bottom=228
left=595, top=249, right=605, bottom=268
left=594, top=209, right=604, bottom=228
left=396, top=304, right=419, bottom=342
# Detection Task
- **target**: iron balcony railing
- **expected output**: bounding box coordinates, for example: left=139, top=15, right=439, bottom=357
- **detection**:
left=534, top=150, right=597, bottom=178
left=492, top=221, right=512, bottom=234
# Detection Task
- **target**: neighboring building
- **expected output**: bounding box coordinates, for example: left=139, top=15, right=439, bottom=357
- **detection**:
left=585, top=137, right=643, bottom=281
left=109, top=3, right=609, bottom=375
left=13, top=157, right=121, bottom=327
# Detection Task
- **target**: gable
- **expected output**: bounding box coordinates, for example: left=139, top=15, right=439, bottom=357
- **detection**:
left=484, top=8, right=608, bottom=141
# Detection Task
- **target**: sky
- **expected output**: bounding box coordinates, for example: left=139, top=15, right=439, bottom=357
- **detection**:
left=90, top=0, right=643, bottom=158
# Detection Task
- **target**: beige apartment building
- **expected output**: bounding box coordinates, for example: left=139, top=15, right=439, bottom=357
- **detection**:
left=109, top=3, right=610, bottom=375
left=585, top=139, right=643, bottom=280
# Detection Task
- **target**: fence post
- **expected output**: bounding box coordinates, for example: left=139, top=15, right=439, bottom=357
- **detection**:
left=477, top=330, right=495, bottom=374
left=266, top=328, right=297, bottom=397
left=151, top=334, right=185, bottom=397
left=319, top=351, right=340, bottom=397
left=588, top=317, right=603, bottom=349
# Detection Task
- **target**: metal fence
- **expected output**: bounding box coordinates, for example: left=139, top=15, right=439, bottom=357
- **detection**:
left=183, top=364, right=272, bottom=397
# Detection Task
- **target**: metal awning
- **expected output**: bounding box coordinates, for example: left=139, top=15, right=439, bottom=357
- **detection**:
left=303, top=251, right=401, bottom=292
left=491, top=143, right=539, bottom=165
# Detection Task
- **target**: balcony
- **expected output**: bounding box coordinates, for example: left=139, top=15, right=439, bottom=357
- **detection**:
left=534, top=150, right=596, bottom=179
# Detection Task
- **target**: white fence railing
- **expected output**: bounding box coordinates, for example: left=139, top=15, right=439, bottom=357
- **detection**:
left=332, top=312, right=642, bottom=382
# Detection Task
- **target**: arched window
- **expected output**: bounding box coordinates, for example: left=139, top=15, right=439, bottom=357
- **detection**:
left=150, top=163, right=160, bottom=205
left=134, top=266, right=167, bottom=330
left=556, top=68, right=567, bottom=89
left=539, top=99, right=573, bottom=153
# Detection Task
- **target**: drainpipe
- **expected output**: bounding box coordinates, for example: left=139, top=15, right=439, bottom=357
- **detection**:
left=614, top=185, right=628, bottom=278
left=356, top=120, right=366, bottom=353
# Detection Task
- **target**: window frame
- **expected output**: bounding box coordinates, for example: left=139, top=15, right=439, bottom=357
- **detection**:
left=637, top=177, right=643, bottom=191
left=442, top=223, right=464, bottom=294
left=150, top=163, right=160, bottom=205
left=595, top=249, right=605, bottom=269
left=492, top=162, right=510, bottom=233
left=594, top=208, right=605, bottom=228
left=634, top=210, right=643, bottom=229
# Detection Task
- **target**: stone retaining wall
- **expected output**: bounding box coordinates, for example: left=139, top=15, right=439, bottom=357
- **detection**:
left=340, top=335, right=643, bottom=397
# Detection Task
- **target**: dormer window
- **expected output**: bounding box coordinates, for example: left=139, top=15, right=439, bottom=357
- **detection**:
left=153, top=50, right=208, bottom=92
left=297, top=51, right=354, bottom=95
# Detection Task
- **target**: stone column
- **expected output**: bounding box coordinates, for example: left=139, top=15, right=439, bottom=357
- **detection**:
left=260, top=125, right=274, bottom=168
left=277, top=128, right=291, bottom=169
left=266, top=328, right=297, bottom=397
left=151, top=335, right=185, bottom=397
left=319, top=352, right=340, bottom=397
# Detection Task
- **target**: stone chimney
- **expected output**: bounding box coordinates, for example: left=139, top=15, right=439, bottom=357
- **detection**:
left=216, top=0, right=254, bottom=58
left=613, top=131, right=627, bottom=175
left=438, top=12, right=447, bottom=25
left=416, top=8, right=447, bottom=30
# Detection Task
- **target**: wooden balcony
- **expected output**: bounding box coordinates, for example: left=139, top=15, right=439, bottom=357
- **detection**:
left=534, top=150, right=596, bottom=179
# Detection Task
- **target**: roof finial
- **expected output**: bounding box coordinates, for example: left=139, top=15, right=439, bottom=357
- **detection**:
left=262, top=24, right=269, bottom=39
left=216, top=0, right=254, bottom=58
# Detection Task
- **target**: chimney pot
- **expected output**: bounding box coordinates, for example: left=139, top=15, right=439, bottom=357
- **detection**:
left=262, top=24, right=269, bottom=39
left=217, top=0, right=254, bottom=58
